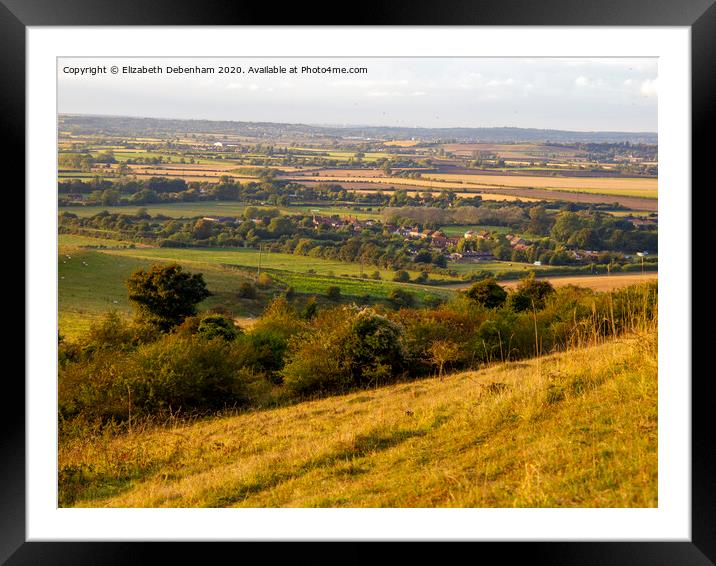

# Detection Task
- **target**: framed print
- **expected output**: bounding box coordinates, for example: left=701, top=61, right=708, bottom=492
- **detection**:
left=6, top=0, right=715, bottom=563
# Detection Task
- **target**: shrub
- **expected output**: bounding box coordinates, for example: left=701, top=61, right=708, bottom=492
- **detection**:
left=326, top=285, right=341, bottom=301
left=509, top=274, right=555, bottom=312
left=282, top=307, right=407, bottom=394
left=302, top=296, right=318, bottom=320
left=465, top=278, right=507, bottom=309
left=128, top=335, right=245, bottom=414
left=393, top=270, right=410, bottom=282
left=82, top=311, right=136, bottom=353
left=197, top=314, right=241, bottom=341
left=388, top=288, right=416, bottom=309
left=399, top=304, right=482, bottom=374
left=413, top=271, right=429, bottom=284
left=231, top=297, right=305, bottom=378
left=238, top=281, right=257, bottom=299
left=233, top=328, right=289, bottom=376
left=59, top=334, right=246, bottom=424
left=257, top=272, right=273, bottom=288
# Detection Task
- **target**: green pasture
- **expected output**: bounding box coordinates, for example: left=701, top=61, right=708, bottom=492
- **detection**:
left=60, top=202, right=382, bottom=220
left=58, top=244, right=264, bottom=340
left=447, top=259, right=550, bottom=276
left=99, top=246, right=459, bottom=283
left=439, top=224, right=513, bottom=236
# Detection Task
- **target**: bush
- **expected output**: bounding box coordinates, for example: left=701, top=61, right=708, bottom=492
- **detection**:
left=233, top=328, right=289, bottom=376
left=282, top=307, right=406, bottom=394
left=326, top=285, right=341, bottom=301
left=393, top=270, right=410, bottom=282
left=59, top=334, right=246, bottom=424
left=509, top=274, right=555, bottom=312
left=302, top=296, right=318, bottom=320
left=197, top=314, right=241, bottom=341
left=238, top=281, right=257, bottom=299
left=81, top=311, right=136, bottom=353
left=388, top=288, right=416, bottom=309
left=257, top=272, right=273, bottom=288
left=464, top=278, right=507, bottom=309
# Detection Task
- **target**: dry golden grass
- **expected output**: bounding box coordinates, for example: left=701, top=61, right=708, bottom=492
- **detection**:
left=423, top=173, right=657, bottom=197
left=59, top=328, right=657, bottom=508
left=451, top=273, right=659, bottom=293
left=383, top=140, right=422, bottom=147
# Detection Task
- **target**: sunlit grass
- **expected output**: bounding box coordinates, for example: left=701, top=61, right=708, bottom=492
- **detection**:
left=59, top=326, right=657, bottom=508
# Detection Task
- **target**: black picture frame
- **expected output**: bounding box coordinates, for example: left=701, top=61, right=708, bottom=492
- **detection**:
left=6, top=1, right=713, bottom=563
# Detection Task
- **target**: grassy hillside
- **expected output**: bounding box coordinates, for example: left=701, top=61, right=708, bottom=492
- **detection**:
left=58, top=236, right=456, bottom=339
left=59, top=244, right=266, bottom=338
left=59, top=328, right=657, bottom=508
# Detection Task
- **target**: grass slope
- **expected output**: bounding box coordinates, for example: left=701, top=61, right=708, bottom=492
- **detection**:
left=60, top=329, right=657, bottom=508
left=58, top=245, right=263, bottom=339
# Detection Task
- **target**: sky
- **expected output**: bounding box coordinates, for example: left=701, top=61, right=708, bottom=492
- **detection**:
left=58, top=57, right=657, bottom=132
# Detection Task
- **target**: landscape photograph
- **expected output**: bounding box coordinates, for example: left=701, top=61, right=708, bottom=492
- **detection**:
left=57, top=57, right=658, bottom=508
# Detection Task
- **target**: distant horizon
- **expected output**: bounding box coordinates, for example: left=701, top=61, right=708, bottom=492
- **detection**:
left=59, top=112, right=658, bottom=136
left=58, top=58, right=658, bottom=132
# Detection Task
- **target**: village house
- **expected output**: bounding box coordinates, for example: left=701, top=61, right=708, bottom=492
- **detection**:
left=506, top=234, right=527, bottom=247
left=202, top=216, right=238, bottom=223
left=630, top=218, right=658, bottom=228
left=464, top=230, right=489, bottom=240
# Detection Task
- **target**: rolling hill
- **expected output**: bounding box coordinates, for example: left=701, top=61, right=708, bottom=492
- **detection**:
left=59, top=327, right=657, bottom=508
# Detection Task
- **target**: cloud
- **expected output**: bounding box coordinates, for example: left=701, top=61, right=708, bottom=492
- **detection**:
left=330, top=79, right=408, bottom=88
left=575, top=76, right=590, bottom=87
left=486, top=78, right=515, bottom=87
left=640, top=78, right=658, bottom=97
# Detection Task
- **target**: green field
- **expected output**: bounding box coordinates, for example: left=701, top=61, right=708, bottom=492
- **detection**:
left=59, top=244, right=263, bottom=339
left=57, top=234, right=139, bottom=247
left=58, top=236, right=458, bottom=339
left=270, top=270, right=453, bottom=302
left=98, top=246, right=459, bottom=283
left=62, top=202, right=264, bottom=219
left=59, top=202, right=384, bottom=220
left=439, top=224, right=513, bottom=236
left=447, top=259, right=550, bottom=276
left=88, top=149, right=234, bottom=166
